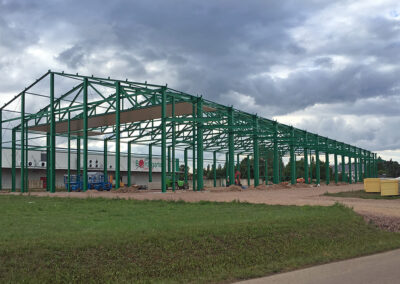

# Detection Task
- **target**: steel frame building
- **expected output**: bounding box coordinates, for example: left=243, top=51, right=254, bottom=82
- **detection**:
left=0, top=71, right=378, bottom=193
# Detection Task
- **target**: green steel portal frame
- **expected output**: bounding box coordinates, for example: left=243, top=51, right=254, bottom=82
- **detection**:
left=0, top=71, right=378, bottom=193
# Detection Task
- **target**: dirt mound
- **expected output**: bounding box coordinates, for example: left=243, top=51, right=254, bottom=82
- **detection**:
left=113, top=186, right=140, bottom=193
left=228, top=185, right=243, bottom=191
left=291, top=183, right=312, bottom=189
left=255, top=184, right=268, bottom=190
left=267, top=183, right=291, bottom=190
left=362, top=214, right=400, bottom=232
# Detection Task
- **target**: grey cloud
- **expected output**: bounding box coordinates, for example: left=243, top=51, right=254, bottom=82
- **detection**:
left=56, top=45, right=85, bottom=68
left=1, top=0, right=400, bottom=155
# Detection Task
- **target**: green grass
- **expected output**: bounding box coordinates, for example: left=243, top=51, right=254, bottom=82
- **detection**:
left=324, top=190, right=400, bottom=199
left=1, top=196, right=400, bottom=283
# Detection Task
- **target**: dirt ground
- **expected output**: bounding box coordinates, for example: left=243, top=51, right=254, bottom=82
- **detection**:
left=3, top=182, right=400, bottom=231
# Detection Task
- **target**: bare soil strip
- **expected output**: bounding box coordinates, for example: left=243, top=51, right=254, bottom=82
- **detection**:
left=3, top=183, right=400, bottom=231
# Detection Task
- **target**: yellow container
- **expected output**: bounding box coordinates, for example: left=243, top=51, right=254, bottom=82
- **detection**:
left=380, top=179, right=399, bottom=196
left=364, top=178, right=381, bottom=193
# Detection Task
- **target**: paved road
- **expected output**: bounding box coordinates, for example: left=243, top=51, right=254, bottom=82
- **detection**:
left=237, top=249, right=400, bottom=284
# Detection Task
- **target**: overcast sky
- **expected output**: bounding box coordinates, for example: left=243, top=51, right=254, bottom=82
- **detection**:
left=1, top=0, right=400, bottom=161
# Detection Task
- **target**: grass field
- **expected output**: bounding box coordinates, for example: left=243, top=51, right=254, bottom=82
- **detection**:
left=1, top=195, right=400, bottom=283
left=324, top=190, right=400, bottom=199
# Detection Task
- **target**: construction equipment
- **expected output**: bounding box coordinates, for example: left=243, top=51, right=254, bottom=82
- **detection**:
left=166, top=174, right=189, bottom=190
left=64, top=172, right=112, bottom=191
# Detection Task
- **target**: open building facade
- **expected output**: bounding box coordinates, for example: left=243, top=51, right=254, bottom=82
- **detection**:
left=0, top=71, right=378, bottom=193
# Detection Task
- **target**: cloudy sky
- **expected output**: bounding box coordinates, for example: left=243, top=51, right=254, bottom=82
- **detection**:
left=1, top=0, right=400, bottom=160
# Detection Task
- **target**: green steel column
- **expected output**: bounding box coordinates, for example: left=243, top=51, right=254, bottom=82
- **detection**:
left=49, top=72, right=56, bottom=193
left=149, top=144, right=152, bottom=182
left=192, top=101, right=196, bottom=191
left=348, top=156, right=352, bottom=184
left=196, top=97, right=203, bottom=191
left=334, top=141, right=338, bottom=184
left=358, top=149, right=363, bottom=182
left=83, top=78, right=88, bottom=192
left=265, top=158, right=268, bottom=184
left=334, top=152, right=338, bottom=184
left=236, top=153, right=240, bottom=171
left=341, top=154, right=346, bottom=182
left=325, top=152, right=330, bottom=185
left=67, top=112, right=71, bottom=192
left=253, top=115, right=260, bottom=186
left=354, top=153, right=358, bottom=183
left=228, top=108, right=235, bottom=186
left=77, top=137, right=81, bottom=176
left=168, top=146, right=171, bottom=174
left=370, top=152, right=373, bottom=178
left=21, top=91, right=25, bottom=193
left=213, top=151, right=217, bottom=187
left=0, top=110, right=2, bottom=190
left=364, top=150, right=367, bottom=178
left=161, top=87, right=167, bottom=192
left=316, top=149, right=320, bottom=185
left=11, top=128, right=16, bottom=192
left=24, top=121, right=28, bottom=191
left=374, top=153, right=378, bottom=177
left=225, top=152, right=228, bottom=186
left=46, top=132, right=50, bottom=191
left=104, top=139, right=107, bottom=183
left=115, top=81, right=121, bottom=189
left=184, top=147, right=188, bottom=185
left=273, top=121, right=279, bottom=184
left=247, top=155, right=251, bottom=186
left=290, top=127, right=296, bottom=185
left=127, top=142, right=131, bottom=187
left=172, top=96, right=176, bottom=191
left=50, top=73, right=56, bottom=192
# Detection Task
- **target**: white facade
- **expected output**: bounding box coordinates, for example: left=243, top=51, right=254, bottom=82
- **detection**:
left=1, top=148, right=163, bottom=189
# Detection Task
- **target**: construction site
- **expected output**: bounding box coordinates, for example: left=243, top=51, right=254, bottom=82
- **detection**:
left=0, top=71, right=378, bottom=193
